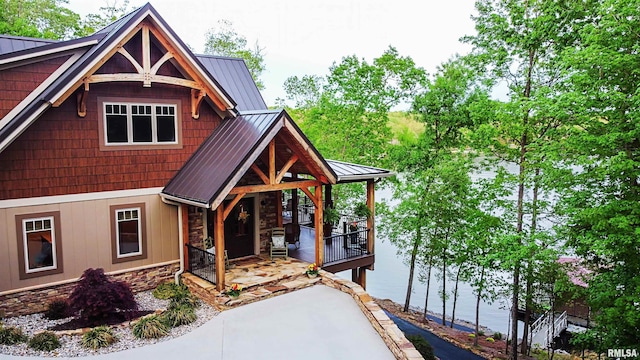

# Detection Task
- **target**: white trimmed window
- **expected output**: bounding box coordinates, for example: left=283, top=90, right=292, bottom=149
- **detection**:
left=104, top=102, right=177, bottom=145
left=115, top=207, right=142, bottom=258
left=16, top=211, right=63, bottom=279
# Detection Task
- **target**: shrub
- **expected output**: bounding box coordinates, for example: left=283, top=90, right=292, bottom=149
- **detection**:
left=81, top=326, right=117, bottom=350
left=168, top=288, right=199, bottom=309
left=28, top=331, right=60, bottom=351
left=69, top=268, right=138, bottom=324
left=406, top=335, right=435, bottom=360
left=163, top=305, right=197, bottom=328
left=468, top=333, right=476, bottom=338
left=153, top=282, right=188, bottom=300
left=478, top=329, right=485, bottom=336
left=0, top=326, right=27, bottom=345
left=45, top=299, right=70, bottom=320
left=486, top=337, right=495, bottom=342
left=132, top=315, right=169, bottom=339
left=493, top=332, right=503, bottom=340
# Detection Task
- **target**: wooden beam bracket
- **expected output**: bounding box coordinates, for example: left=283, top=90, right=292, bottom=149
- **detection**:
left=191, top=88, right=206, bottom=119
left=76, top=80, right=89, bottom=118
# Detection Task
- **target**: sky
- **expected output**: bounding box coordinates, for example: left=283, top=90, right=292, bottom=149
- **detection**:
left=66, top=0, right=478, bottom=108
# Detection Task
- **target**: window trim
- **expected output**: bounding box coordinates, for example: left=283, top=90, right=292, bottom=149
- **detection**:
left=15, top=211, right=64, bottom=280
left=110, top=203, right=147, bottom=264
left=98, top=97, right=183, bottom=151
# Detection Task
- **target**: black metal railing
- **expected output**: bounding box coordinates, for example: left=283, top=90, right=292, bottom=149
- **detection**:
left=186, top=244, right=216, bottom=284
left=324, top=228, right=370, bottom=264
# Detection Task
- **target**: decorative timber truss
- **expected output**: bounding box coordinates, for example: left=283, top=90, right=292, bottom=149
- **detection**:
left=53, top=22, right=230, bottom=119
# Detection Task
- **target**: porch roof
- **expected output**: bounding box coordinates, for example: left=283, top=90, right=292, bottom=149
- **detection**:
left=161, top=109, right=337, bottom=208
left=326, top=159, right=395, bottom=183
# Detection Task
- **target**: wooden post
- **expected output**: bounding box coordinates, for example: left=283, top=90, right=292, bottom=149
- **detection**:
left=214, top=203, right=225, bottom=291
left=358, top=267, right=367, bottom=289
left=366, top=180, right=375, bottom=259
left=292, top=174, right=299, bottom=224
left=181, top=204, right=189, bottom=267
left=352, top=268, right=358, bottom=283
left=276, top=190, right=283, bottom=227
left=325, top=184, right=333, bottom=209
left=314, top=186, right=324, bottom=266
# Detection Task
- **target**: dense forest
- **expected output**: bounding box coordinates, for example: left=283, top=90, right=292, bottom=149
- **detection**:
left=3, top=0, right=638, bottom=358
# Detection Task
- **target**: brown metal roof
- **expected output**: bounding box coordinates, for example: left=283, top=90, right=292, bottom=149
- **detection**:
left=326, top=159, right=395, bottom=183
left=196, top=55, right=267, bottom=112
left=161, top=109, right=336, bottom=208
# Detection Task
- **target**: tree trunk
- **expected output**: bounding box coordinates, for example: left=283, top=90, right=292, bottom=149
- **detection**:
left=404, top=226, right=421, bottom=312
left=423, top=254, right=433, bottom=320
left=474, top=265, right=486, bottom=347
left=521, top=265, right=532, bottom=355
left=451, top=265, right=462, bottom=328
left=441, top=245, right=447, bottom=326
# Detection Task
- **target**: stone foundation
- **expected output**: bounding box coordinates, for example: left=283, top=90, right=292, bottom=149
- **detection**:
left=0, top=262, right=180, bottom=318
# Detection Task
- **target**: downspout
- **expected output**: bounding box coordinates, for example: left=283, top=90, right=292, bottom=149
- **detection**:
left=161, top=196, right=185, bottom=284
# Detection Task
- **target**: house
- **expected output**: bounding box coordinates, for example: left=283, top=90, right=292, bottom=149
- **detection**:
left=0, top=3, right=392, bottom=317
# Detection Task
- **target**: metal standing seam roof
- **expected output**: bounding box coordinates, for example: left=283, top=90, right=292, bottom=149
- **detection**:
left=162, top=110, right=284, bottom=207
left=196, top=55, right=267, bottom=112
left=0, top=35, right=57, bottom=55
left=326, top=159, right=395, bottom=183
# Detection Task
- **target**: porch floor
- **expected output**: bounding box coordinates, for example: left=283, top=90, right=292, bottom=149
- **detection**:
left=183, top=255, right=320, bottom=310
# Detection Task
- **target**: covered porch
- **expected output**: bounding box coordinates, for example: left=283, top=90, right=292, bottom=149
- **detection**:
left=161, top=109, right=392, bottom=292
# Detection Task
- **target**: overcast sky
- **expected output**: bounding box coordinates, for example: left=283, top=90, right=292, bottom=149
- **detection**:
left=67, top=0, right=478, bottom=107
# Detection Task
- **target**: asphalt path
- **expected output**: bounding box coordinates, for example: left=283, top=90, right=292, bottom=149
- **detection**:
left=384, top=311, right=485, bottom=360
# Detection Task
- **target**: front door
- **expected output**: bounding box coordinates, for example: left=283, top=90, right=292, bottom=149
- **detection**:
left=223, top=198, right=255, bottom=259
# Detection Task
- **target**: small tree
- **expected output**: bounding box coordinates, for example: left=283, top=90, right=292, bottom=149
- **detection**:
left=69, top=268, right=138, bottom=324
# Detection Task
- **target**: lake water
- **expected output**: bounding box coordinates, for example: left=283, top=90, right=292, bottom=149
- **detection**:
left=337, top=160, right=538, bottom=336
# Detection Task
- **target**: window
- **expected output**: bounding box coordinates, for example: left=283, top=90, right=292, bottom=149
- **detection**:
left=110, top=203, right=147, bottom=263
left=104, top=102, right=177, bottom=145
left=15, top=212, right=63, bottom=279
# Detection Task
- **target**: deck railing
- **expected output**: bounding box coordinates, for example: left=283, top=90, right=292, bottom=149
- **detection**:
left=324, top=228, right=370, bottom=264
left=186, top=244, right=216, bottom=284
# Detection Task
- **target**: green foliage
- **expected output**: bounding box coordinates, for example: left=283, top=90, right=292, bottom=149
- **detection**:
left=80, top=0, right=130, bottom=35
left=132, top=315, right=169, bottom=339
left=353, top=202, right=372, bottom=219
left=153, top=281, right=189, bottom=300
left=162, top=305, right=196, bottom=328
left=406, top=335, right=435, bottom=360
left=492, top=332, right=502, bottom=340
left=81, top=326, right=117, bottom=350
left=0, top=0, right=85, bottom=39
left=0, top=326, right=27, bottom=345
left=204, top=19, right=265, bottom=89
left=44, top=299, right=70, bottom=320
left=323, top=206, right=340, bottom=225
left=28, top=331, right=60, bottom=351
left=167, top=287, right=200, bottom=309
left=486, top=337, right=495, bottom=343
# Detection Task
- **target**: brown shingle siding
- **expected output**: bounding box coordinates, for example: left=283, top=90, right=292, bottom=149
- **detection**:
left=0, top=83, right=221, bottom=200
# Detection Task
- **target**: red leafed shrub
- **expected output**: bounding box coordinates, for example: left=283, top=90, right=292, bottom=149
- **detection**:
left=69, top=268, right=138, bottom=324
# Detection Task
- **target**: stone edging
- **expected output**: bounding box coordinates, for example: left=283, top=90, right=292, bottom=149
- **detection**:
left=319, top=271, right=424, bottom=360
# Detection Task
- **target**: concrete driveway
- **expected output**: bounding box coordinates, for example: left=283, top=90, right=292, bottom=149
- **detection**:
left=1, top=285, right=395, bottom=360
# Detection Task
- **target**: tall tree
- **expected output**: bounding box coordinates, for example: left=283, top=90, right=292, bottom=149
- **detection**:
left=554, top=0, right=640, bottom=349
left=463, top=1, right=589, bottom=356
left=81, top=0, right=131, bottom=34
left=0, top=0, right=84, bottom=39
left=204, top=19, right=265, bottom=89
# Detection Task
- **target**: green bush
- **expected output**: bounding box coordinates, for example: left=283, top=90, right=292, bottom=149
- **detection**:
left=163, top=305, right=197, bottom=328
left=28, top=331, right=60, bottom=351
left=477, top=329, right=485, bottom=336
left=486, top=337, right=495, bottom=342
left=45, top=299, right=70, bottom=320
left=168, top=288, right=199, bottom=309
left=0, top=326, right=27, bottom=345
left=406, top=335, right=435, bottom=360
left=81, top=326, right=117, bottom=350
left=132, top=315, right=169, bottom=339
left=153, top=282, right=188, bottom=300
left=492, top=332, right=503, bottom=340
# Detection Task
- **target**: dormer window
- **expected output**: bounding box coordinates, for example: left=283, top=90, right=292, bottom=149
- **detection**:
left=104, top=102, right=177, bottom=145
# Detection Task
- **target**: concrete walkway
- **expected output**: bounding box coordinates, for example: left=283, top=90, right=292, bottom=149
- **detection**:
left=0, top=285, right=395, bottom=360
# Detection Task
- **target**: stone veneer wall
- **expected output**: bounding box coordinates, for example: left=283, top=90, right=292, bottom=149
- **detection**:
left=258, top=192, right=278, bottom=252
left=320, top=272, right=424, bottom=360
left=188, top=206, right=205, bottom=248
left=0, top=262, right=180, bottom=318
